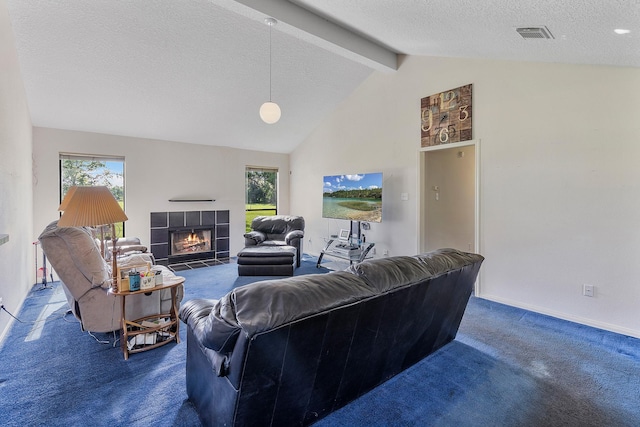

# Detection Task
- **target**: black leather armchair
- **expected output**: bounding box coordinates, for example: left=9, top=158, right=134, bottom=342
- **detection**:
left=243, top=215, right=305, bottom=267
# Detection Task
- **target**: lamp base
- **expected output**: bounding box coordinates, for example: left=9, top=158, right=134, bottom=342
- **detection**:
left=111, top=224, right=118, bottom=293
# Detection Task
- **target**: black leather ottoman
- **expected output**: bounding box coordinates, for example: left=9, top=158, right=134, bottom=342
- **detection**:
left=237, top=245, right=296, bottom=276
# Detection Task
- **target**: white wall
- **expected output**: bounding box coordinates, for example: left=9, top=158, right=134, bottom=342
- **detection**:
left=0, top=0, right=33, bottom=342
left=291, top=55, right=640, bottom=338
left=32, top=127, right=290, bottom=267
left=424, top=145, right=475, bottom=253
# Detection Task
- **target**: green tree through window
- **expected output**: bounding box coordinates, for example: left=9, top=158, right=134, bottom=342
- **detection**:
left=60, top=155, right=125, bottom=237
left=245, top=167, right=277, bottom=231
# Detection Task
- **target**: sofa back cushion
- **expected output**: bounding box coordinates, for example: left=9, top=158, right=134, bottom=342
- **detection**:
left=200, top=248, right=483, bottom=354
left=201, top=271, right=372, bottom=352
left=348, top=248, right=484, bottom=294
left=346, top=256, right=432, bottom=294
left=250, top=215, right=304, bottom=241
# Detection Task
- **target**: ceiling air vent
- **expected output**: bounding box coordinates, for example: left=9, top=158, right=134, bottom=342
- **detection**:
left=516, top=26, right=554, bottom=40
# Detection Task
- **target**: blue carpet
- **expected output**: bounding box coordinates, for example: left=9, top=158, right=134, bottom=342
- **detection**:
left=1, top=254, right=639, bottom=426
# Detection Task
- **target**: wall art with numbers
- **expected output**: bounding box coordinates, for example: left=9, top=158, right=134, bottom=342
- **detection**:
left=420, top=84, right=472, bottom=147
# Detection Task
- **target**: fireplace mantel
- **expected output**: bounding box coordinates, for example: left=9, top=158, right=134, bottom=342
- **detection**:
left=168, top=199, right=215, bottom=202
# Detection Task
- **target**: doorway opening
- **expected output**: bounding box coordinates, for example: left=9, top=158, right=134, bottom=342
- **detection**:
left=418, top=140, right=480, bottom=290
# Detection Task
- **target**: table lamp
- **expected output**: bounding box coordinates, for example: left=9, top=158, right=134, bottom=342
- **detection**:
left=57, top=185, right=77, bottom=212
left=58, top=186, right=128, bottom=292
left=59, top=185, right=109, bottom=257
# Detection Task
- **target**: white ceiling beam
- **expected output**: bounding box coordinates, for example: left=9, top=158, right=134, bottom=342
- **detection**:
left=226, top=0, right=398, bottom=72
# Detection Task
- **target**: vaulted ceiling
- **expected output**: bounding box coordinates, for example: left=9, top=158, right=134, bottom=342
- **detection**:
left=7, top=0, right=640, bottom=153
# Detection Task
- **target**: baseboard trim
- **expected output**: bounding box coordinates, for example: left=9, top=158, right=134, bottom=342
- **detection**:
left=0, top=292, right=28, bottom=349
left=475, top=292, right=640, bottom=340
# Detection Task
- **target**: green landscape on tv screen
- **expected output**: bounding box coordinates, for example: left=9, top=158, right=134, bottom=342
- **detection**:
left=322, top=173, right=383, bottom=223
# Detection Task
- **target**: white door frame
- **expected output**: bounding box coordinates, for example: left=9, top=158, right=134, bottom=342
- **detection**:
left=416, top=139, right=481, bottom=293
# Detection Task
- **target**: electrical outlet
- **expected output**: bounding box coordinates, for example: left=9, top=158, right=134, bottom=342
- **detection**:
left=372, top=248, right=376, bottom=255
left=383, top=249, right=389, bottom=256
left=0, top=297, right=3, bottom=306
left=583, top=284, right=595, bottom=297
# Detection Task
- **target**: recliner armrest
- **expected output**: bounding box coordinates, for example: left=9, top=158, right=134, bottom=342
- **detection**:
left=117, top=253, right=155, bottom=267
left=285, top=230, right=304, bottom=245
left=244, top=231, right=266, bottom=245
left=117, top=244, right=147, bottom=254
left=112, top=237, right=142, bottom=247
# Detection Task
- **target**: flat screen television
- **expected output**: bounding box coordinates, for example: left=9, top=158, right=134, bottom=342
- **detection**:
left=322, top=172, right=383, bottom=223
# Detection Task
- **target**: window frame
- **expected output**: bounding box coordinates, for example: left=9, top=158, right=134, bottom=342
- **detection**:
left=59, top=153, right=126, bottom=236
left=245, top=166, right=279, bottom=231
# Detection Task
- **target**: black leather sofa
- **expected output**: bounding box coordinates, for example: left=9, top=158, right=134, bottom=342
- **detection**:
left=179, top=248, right=484, bottom=426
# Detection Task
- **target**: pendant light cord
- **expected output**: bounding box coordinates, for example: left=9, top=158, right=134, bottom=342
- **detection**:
left=268, top=20, right=273, bottom=102
left=259, top=17, right=281, bottom=124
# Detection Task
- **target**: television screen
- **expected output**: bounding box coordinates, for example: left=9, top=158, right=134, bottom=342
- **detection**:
left=322, top=173, right=383, bottom=222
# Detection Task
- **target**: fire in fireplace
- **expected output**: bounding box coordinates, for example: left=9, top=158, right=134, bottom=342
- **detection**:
left=170, top=229, right=212, bottom=256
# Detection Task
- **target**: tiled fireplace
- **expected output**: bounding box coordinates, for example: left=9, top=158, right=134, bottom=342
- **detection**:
left=150, top=210, right=229, bottom=266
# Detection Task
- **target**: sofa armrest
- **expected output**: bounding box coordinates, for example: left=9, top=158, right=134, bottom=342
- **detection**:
left=179, top=298, right=235, bottom=377
left=285, top=230, right=304, bottom=245
left=179, top=298, right=216, bottom=327
left=244, top=231, right=266, bottom=246
left=180, top=298, right=241, bottom=353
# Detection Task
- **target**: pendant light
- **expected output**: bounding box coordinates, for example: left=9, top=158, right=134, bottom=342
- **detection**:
left=260, top=17, right=281, bottom=124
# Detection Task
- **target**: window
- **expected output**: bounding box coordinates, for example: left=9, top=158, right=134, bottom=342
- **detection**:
left=245, top=167, right=278, bottom=232
left=59, top=154, right=125, bottom=237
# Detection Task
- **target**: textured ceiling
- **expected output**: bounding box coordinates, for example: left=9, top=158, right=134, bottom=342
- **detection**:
left=6, top=1, right=640, bottom=153
left=293, top=0, right=640, bottom=66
